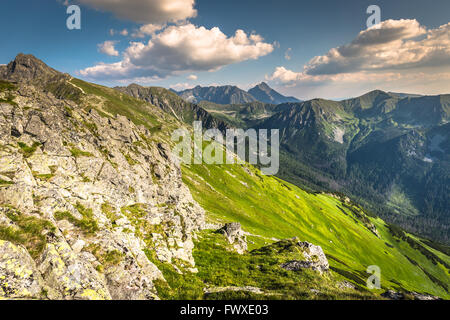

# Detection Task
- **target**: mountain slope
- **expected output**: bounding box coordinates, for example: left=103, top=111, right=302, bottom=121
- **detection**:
left=248, top=82, right=301, bottom=104
left=0, top=55, right=448, bottom=300
left=115, top=84, right=230, bottom=132
left=182, top=158, right=450, bottom=298
left=255, top=91, right=450, bottom=243
left=198, top=100, right=282, bottom=128
left=0, top=54, right=206, bottom=300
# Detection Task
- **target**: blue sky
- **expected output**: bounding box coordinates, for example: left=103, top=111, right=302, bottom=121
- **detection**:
left=1, top=0, right=449, bottom=99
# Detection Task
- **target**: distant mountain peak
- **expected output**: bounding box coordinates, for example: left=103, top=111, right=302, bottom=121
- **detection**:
left=172, top=82, right=302, bottom=105
left=248, top=82, right=301, bottom=104
left=255, top=82, right=271, bottom=91
left=176, top=85, right=256, bottom=104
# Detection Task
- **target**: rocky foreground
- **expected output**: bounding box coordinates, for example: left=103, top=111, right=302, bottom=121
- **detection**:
left=0, top=54, right=209, bottom=299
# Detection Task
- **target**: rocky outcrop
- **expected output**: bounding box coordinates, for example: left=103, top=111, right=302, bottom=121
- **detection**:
left=250, top=238, right=329, bottom=274
left=0, top=240, right=52, bottom=299
left=0, top=56, right=206, bottom=299
left=276, top=238, right=329, bottom=274
left=218, top=223, right=247, bottom=254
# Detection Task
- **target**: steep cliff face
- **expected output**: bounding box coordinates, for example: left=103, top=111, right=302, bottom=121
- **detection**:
left=0, top=55, right=205, bottom=299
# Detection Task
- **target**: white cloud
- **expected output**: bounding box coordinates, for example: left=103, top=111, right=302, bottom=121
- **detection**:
left=81, top=23, right=274, bottom=81
left=77, top=0, right=197, bottom=24
left=268, top=20, right=450, bottom=99
left=304, top=19, right=430, bottom=76
left=131, top=24, right=166, bottom=38
left=98, top=40, right=119, bottom=56
left=109, top=29, right=128, bottom=36
left=187, top=74, right=197, bottom=80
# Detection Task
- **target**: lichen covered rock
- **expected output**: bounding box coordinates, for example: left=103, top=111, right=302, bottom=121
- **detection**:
left=0, top=55, right=206, bottom=299
left=280, top=240, right=329, bottom=274
left=0, top=240, right=48, bottom=299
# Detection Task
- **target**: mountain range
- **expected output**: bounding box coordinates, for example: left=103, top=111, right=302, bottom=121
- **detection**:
left=0, top=54, right=449, bottom=300
left=194, top=87, right=450, bottom=243
left=232, top=91, right=449, bottom=242
left=122, top=77, right=450, bottom=244
left=173, top=82, right=301, bottom=105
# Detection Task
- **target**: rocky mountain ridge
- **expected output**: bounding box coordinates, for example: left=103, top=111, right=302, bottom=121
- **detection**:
left=174, top=83, right=300, bottom=105
left=115, top=84, right=231, bottom=133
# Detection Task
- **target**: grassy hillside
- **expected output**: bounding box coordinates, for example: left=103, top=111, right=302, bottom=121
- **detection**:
left=182, top=160, right=450, bottom=298
left=149, top=231, right=377, bottom=300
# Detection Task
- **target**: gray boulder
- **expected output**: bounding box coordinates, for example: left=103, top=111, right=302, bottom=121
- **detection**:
left=280, top=239, right=329, bottom=274
left=218, top=223, right=247, bottom=254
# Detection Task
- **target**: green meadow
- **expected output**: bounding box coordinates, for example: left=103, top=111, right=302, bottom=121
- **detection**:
left=182, top=161, right=450, bottom=298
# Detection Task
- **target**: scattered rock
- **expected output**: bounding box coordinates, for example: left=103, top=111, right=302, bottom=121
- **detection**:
left=203, top=286, right=281, bottom=298
left=218, top=223, right=247, bottom=254
left=410, top=292, right=441, bottom=301
left=337, top=281, right=356, bottom=290
left=381, top=290, right=441, bottom=300
left=280, top=238, right=329, bottom=274
left=204, top=286, right=264, bottom=295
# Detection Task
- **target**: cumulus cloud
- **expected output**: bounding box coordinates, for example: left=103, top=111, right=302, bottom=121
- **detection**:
left=304, top=19, right=431, bottom=75
left=81, top=23, right=274, bottom=81
left=131, top=23, right=166, bottom=38
left=268, top=20, right=450, bottom=99
left=98, top=41, right=119, bottom=56
left=188, top=74, right=198, bottom=80
left=77, top=0, right=197, bottom=24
